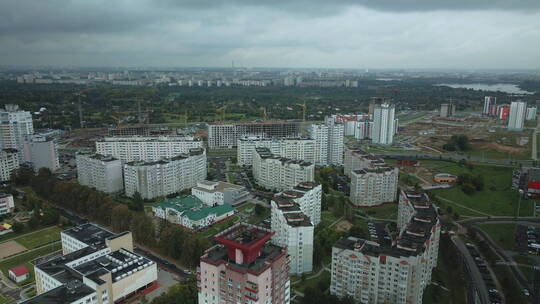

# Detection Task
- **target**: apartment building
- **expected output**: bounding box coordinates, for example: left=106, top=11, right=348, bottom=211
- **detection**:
left=0, top=193, right=14, bottom=216
left=344, top=148, right=386, bottom=177
left=350, top=166, right=399, bottom=207
left=309, top=117, right=344, bottom=166
left=273, top=182, right=322, bottom=226
left=191, top=180, right=250, bottom=206
left=76, top=152, right=124, bottom=194
left=372, top=103, right=398, bottom=146
left=526, top=107, right=537, bottom=121
left=271, top=195, right=314, bottom=274
left=23, top=135, right=60, bottom=172
left=152, top=195, right=234, bottom=230
left=198, top=223, right=290, bottom=304
left=25, top=223, right=157, bottom=304
left=123, top=148, right=206, bottom=199
left=237, top=136, right=316, bottom=167
left=0, top=149, right=20, bottom=182
left=330, top=191, right=440, bottom=304
left=0, top=104, right=34, bottom=162
left=253, top=147, right=314, bottom=192
left=331, top=114, right=371, bottom=137
left=95, top=136, right=203, bottom=162
left=483, top=96, right=497, bottom=116
left=208, top=121, right=300, bottom=149
left=508, top=101, right=527, bottom=131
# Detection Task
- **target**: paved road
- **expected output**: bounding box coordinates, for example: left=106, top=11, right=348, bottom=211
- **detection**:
left=375, top=152, right=535, bottom=166
left=452, top=236, right=491, bottom=304
left=532, top=119, right=540, bottom=161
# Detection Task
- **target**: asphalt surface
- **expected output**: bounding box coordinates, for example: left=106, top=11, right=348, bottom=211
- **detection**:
left=452, top=236, right=491, bottom=304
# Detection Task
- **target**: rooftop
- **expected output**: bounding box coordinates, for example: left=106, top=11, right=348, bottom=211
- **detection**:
left=193, top=180, right=245, bottom=193
left=22, top=282, right=95, bottom=304
left=62, top=223, right=115, bottom=248
left=77, top=152, right=119, bottom=162
left=255, top=148, right=313, bottom=167
left=99, top=135, right=200, bottom=142
left=153, top=195, right=234, bottom=221
left=125, top=148, right=204, bottom=166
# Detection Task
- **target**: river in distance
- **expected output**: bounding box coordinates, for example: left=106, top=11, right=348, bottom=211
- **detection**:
left=436, top=83, right=534, bottom=94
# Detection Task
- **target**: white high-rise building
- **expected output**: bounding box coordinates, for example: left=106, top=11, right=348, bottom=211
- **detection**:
left=271, top=198, right=314, bottom=275
left=526, top=107, right=537, bottom=121
left=273, top=182, right=322, bottom=226
left=350, top=167, right=399, bottom=207
left=95, top=136, right=203, bottom=162
left=508, top=101, right=527, bottom=131
left=354, top=121, right=373, bottom=140
left=0, top=105, right=34, bottom=162
left=372, top=103, right=398, bottom=146
left=483, top=96, right=497, bottom=115
left=237, top=137, right=316, bottom=166
left=309, top=117, right=344, bottom=166
left=23, top=135, right=59, bottom=172
left=124, top=148, right=207, bottom=199
left=76, top=152, right=124, bottom=194
left=0, top=149, right=20, bottom=182
left=330, top=191, right=440, bottom=304
left=344, top=148, right=386, bottom=177
left=208, top=122, right=300, bottom=149
left=252, top=148, right=314, bottom=192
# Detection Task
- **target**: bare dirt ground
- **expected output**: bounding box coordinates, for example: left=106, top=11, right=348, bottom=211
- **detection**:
left=0, top=241, right=27, bottom=260
left=335, top=220, right=353, bottom=233
left=479, top=142, right=526, bottom=155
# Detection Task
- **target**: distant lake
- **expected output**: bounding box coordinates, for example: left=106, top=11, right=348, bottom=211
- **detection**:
left=436, top=83, right=534, bottom=94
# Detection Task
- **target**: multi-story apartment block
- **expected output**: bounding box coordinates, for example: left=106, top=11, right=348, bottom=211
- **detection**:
left=350, top=166, right=399, bottom=207
left=0, top=193, right=14, bottom=215
left=208, top=121, right=300, bottom=149
left=271, top=195, right=314, bottom=274
left=23, top=135, right=60, bottom=172
left=0, top=149, right=20, bottom=182
left=508, top=101, right=527, bottom=131
left=124, top=148, right=206, bottom=199
left=253, top=148, right=314, bottom=192
left=331, top=114, right=371, bottom=136
left=76, top=152, right=124, bottom=194
left=344, top=148, right=386, bottom=177
left=309, top=117, right=344, bottom=166
left=372, top=103, right=398, bottom=146
left=273, top=182, right=322, bottom=226
left=439, top=104, right=456, bottom=118
left=483, top=96, right=497, bottom=116
left=191, top=180, right=250, bottom=206
left=354, top=121, right=373, bottom=140
left=0, top=104, right=34, bottom=162
left=152, top=195, right=234, bottom=230
left=526, top=107, right=537, bottom=121
left=237, top=137, right=316, bottom=167
left=24, top=223, right=157, bottom=304
left=96, top=136, right=203, bottom=162
left=198, top=223, right=290, bottom=304
left=330, top=190, right=440, bottom=304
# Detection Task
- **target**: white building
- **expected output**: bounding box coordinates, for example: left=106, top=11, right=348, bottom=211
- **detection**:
left=95, top=136, right=203, bottom=162
left=344, top=148, right=386, bottom=177
left=208, top=121, right=300, bottom=149
left=330, top=191, right=440, bottom=304
left=124, top=148, right=207, bottom=199
left=271, top=198, right=314, bottom=275
left=253, top=147, right=315, bottom=192
left=0, top=193, right=15, bottom=215
left=274, top=182, right=322, bottom=226
left=508, top=101, right=527, bottom=131
left=237, top=136, right=316, bottom=167
left=331, top=114, right=371, bottom=136
left=372, top=103, right=398, bottom=146
left=483, top=96, right=497, bottom=115
left=354, top=121, right=373, bottom=140
left=0, top=149, right=19, bottom=182
left=191, top=180, right=250, bottom=206
left=26, top=223, right=157, bottom=304
left=309, top=117, right=344, bottom=166
left=76, top=152, right=124, bottom=194
left=350, top=166, right=399, bottom=207
left=526, top=107, right=537, bottom=121
left=0, top=104, right=34, bottom=162
left=23, top=135, right=59, bottom=172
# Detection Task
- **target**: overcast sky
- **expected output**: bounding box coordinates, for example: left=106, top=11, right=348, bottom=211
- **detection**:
left=1, top=0, right=539, bottom=69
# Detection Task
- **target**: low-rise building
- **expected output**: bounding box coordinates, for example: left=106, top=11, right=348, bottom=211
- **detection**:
left=152, top=195, right=234, bottom=230
left=8, top=265, right=29, bottom=283
left=0, top=149, right=20, bottom=182
left=271, top=196, right=314, bottom=275
left=350, top=166, right=398, bottom=207
left=25, top=223, right=157, bottom=304
left=253, top=147, right=314, bottom=191
left=76, top=152, right=124, bottom=194
left=0, top=193, right=15, bottom=215
left=197, top=223, right=290, bottom=304
left=433, top=173, right=457, bottom=184
left=191, top=180, right=249, bottom=206
left=23, top=135, right=60, bottom=172
left=330, top=191, right=440, bottom=304
left=123, top=148, right=206, bottom=199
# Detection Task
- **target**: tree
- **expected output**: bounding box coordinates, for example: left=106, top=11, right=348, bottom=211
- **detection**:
left=461, top=183, right=476, bottom=195
left=12, top=222, right=24, bottom=233
left=11, top=166, right=34, bottom=186
left=129, top=192, right=144, bottom=212
left=111, top=205, right=132, bottom=232
left=40, top=209, right=60, bottom=225
left=254, top=204, right=266, bottom=216
left=151, top=281, right=197, bottom=304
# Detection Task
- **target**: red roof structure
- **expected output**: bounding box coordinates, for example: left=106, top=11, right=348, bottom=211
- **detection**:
left=9, top=265, right=29, bottom=277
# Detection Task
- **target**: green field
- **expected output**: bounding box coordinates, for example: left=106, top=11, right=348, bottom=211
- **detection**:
left=0, top=242, right=62, bottom=286
left=246, top=207, right=270, bottom=225
left=293, top=270, right=331, bottom=293
left=356, top=203, right=399, bottom=220
left=513, top=255, right=537, bottom=282
left=10, top=226, right=63, bottom=249
left=237, top=203, right=255, bottom=214
left=0, top=295, right=13, bottom=304
left=477, top=223, right=516, bottom=250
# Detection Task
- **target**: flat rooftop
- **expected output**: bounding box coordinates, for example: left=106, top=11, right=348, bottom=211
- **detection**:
left=202, top=242, right=285, bottom=274
left=62, top=223, right=115, bottom=248
left=23, top=281, right=95, bottom=304
left=352, top=166, right=396, bottom=175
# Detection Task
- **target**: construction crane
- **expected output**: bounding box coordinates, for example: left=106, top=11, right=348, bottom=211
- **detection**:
left=296, top=100, right=307, bottom=122
left=111, top=115, right=122, bottom=128
left=74, top=92, right=86, bottom=128
left=260, top=107, right=267, bottom=120
left=216, top=106, right=226, bottom=122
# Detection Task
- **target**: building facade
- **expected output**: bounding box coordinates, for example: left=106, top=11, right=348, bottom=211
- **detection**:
left=23, top=135, right=60, bottom=172
left=76, top=152, right=124, bottom=194
left=508, top=101, right=527, bottom=131
left=0, top=105, right=34, bottom=162
left=330, top=191, right=440, bottom=304
left=124, top=148, right=207, bottom=199
left=483, top=96, right=497, bottom=115
left=208, top=121, right=301, bottom=149
left=96, top=136, right=203, bottom=162
left=191, top=180, right=250, bottom=206
left=344, top=148, right=386, bottom=177
left=237, top=137, right=316, bottom=167
left=198, top=223, right=290, bottom=304
left=439, top=104, right=456, bottom=118
left=350, top=167, right=399, bottom=207
left=252, top=148, right=315, bottom=192
left=0, top=193, right=14, bottom=215
left=0, top=149, right=20, bottom=182
left=309, top=117, right=344, bottom=166
left=526, top=107, right=537, bottom=121
left=273, top=182, right=322, bottom=226
left=372, top=103, right=398, bottom=146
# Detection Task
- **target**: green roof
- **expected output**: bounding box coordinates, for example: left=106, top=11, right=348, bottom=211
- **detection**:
left=154, top=195, right=234, bottom=221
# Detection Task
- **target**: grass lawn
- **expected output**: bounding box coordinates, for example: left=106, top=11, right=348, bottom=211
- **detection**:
left=198, top=216, right=241, bottom=239
left=293, top=270, right=331, bottom=293
left=247, top=207, right=270, bottom=225
left=227, top=172, right=236, bottom=183
left=320, top=211, right=339, bottom=227
left=513, top=255, right=537, bottom=282
left=0, top=295, right=13, bottom=304
left=356, top=203, right=399, bottom=220
left=477, top=223, right=516, bottom=250
left=11, top=226, right=63, bottom=249
left=237, top=202, right=255, bottom=214
left=399, top=172, right=421, bottom=186
left=0, top=242, right=62, bottom=286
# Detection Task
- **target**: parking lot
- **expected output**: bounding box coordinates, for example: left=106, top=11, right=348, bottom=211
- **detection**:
left=465, top=242, right=504, bottom=304
left=516, top=225, right=540, bottom=255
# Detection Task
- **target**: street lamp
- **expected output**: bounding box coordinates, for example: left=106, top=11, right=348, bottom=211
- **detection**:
left=516, top=189, right=524, bottom=218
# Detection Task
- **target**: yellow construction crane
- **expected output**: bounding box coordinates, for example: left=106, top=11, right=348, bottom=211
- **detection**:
left=216, top=106, right=226, bottom=122
left=296, top=100, right=306, bottom=122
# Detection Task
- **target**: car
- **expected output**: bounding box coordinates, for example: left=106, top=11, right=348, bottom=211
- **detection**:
left=523, top=289, right=530, bottom=296
left=183, top=269, right=192, bottom=275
